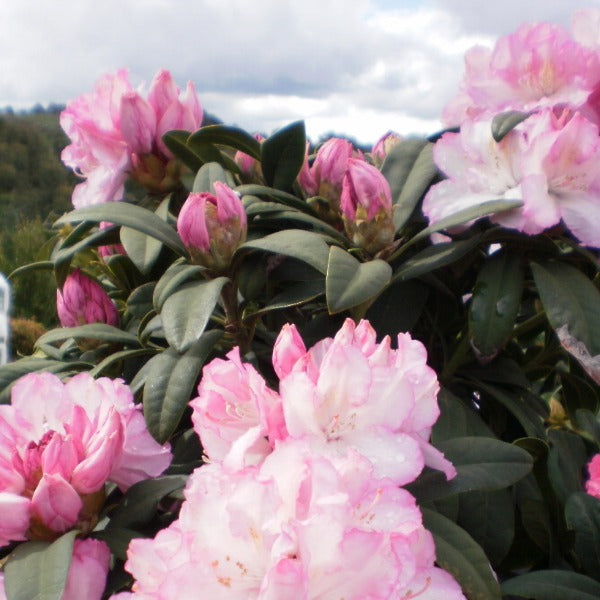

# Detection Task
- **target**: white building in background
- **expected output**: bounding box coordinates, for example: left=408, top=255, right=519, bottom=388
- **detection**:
left=0, top=274, right=10, bottom=364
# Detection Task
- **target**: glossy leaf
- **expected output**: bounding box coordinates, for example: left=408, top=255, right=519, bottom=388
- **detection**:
left=261, top=120, right=306, bottom=190
left=252, top=280, right=325, bottom=316
left=143, top=330, right=222, bottom=443
left=565, top=492, right=600, bottom=577
left=492, top=110, right=531, bottom=142
left=547, top=429, right=587, bottom=504
left=239, top=229, right=331, bottom=275
left=160, top=277, right=228, bottom=352
left=161, top=129, right=202, bottom=171
left=188, top=125, right=261, bottom=159
left=192, top=161, right=235, bottom=194
left=36, top=324, right=140, bottom=348
left=421, top=508, right=501, bottom=599
left=4, top=531, right=77, bottom=600
left=532, top=261, right=600, bottom=355
left=153, top=262, right=205, bottom=311
left=55, top=202, right=187, bottom=257
left=237, top=184, right=318, bottom=215
left=501, top=570, right=600, bottom=599
left=469, top=251, right=523, bottom=360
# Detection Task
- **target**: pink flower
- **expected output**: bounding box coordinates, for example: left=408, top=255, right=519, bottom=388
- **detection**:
left=341, top=158, right=394, bottom=254
left=276, top=319, right=455, bottom=485
left=190, top=347, right=285, bottom=470
left=586, top=454, right=600, bottom=499
left=177, top=182, right=247, bottom=270
left=0, top=372, right=171, bottom=545
left=122, top=442, right=465, bottom=598
left=56, top=269, right=119, bottom=328
left=98, top=221, right=127, bottom=259
left=424, top=109, right=600, bottom=247
left=61, top=69, right=203, bottom=207
left=443, top=21, right=600, bottom=126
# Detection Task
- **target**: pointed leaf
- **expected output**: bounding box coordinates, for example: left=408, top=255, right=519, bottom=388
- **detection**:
left=188, top=125, right=261, bottom=159
left=36, top=324, right=139, bottom=348
left=160, top=277, right=228, bottom=352
left=492, top=110, right=531, bottom=142
left=381, top=138, right=428, bottom=206
left=565, top=492, right=600, bottom=576
left=55, top=202, right=187, bottom=256
left=153, top=262, right=205, bottom=312
left=4, top=531, right=77, bottom=600
left=192, top=161, right=235, bottom=193
left=143, top=330, right=223, bottom=443
left=326, top=246, right=391, bottom=314
left=161, top=130, right=202, bottom=171
left=261, top=121, right=306, bottom=190
left=501, top=570, right=600, bottom=599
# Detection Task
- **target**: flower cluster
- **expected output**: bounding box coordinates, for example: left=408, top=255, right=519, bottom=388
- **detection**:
left=0, top=372, right=171, bottom=546
left=425, top=9, right=600, bottom=248
left=119, top=319, right=464, bottom=598
left=61, top=69, right=203, bottom=208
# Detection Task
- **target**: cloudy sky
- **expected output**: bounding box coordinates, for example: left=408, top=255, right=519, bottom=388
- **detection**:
left=1, top=0, right=599, bottom=144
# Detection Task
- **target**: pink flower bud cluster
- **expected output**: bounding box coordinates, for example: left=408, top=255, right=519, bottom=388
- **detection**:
left=299, top=138, right=395, bottom=253
left=56, top=269, right=119, bottom=328
left=586, top=454, right=600, bottom=499
left=371, top=131, right=402, bottom=166
left=121, top=319, right=464, bottom=598
left=61, top=69, right=203, bottom=208
left=0, top=372, right=171, bottom=547
left=176, top=182, right=247, bottom=271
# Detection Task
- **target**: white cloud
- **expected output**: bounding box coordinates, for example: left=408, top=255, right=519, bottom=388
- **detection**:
left=0, top=0, right=591, bottom=143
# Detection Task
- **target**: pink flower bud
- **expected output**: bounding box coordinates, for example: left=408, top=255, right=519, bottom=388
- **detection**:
left=98, top=221, right=126, bottom=259
left=177, top=182, right=247, bottom=270
left=272, top=323, right=306, bottom=380
left=120, top=92, right=157, bottom=154
left=234, top=134, right=264, bottom=182
left=63, top=539, right=111, bottom=600
left=56, top=269, right=119, bottom=328
left=341, top=159, right=394, bottom=254
left=371, top=131, right=402, bottom=166
left=586, top=454, right=600, bottom=499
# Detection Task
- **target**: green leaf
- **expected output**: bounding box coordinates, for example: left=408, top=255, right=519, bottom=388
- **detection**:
left=4, top=531, right=78, bottom=600
left=93, top=527, right=141, bottom=561
left=152, top=261, right=205, bottom=312
left=188, top=125, right=261, bottom=159
left=407, top=436, right=532, bottom=503
left=325, top=246, right=391, bottom=314
left=531, top=261, right=600, bottom=355
left=458, top=489, right=514, bottom=566
left=239, top=229, right=331, bottom=275
left=237, top=184, right=318, bottom=215
left=143, top=330, right=222, bottom=443
left=565, top=492, right=600, bottom=576
left=161, top=130, right=202, bottom=171
left=393, top=142, right=437, bottom=231
left=160, top=278, right=228, bottom=352
left=491, top=110, right=531, bottom=142
left=421, top=508, right=501, bottom=599
left=51, top=224, right=117, bottom=265
left=192, top=161, right=235, bottom=193
left=89, top=348, right=157, bottom=378
left=108, top=475, right=187, bottom=529
left=36, top=324, right=140, bottom=348
left=547, top=429, right=587, bottom=504
left=261, top=121, right=306, bottom=190
left=185, top=138, right=240, bottom=174
left=55, top=202, right=187, bottom=257
left=575, top=409, right=600, bottom=446
left=120, top=196, right=170, bottom=274
left=126, top=282, right=156, bottom=319
left=8, top=260, right=55, bottom=279
left=501, top=570, right=600, bottom=599
left=392, top=238, right=481, bottom=282
left=252, top=280, right=325, bottom=316
left=409, top=199, right=523, bottom=245
left=561, top=373, right=600, bottom=418
left=469, top=251, right=523, bottom=360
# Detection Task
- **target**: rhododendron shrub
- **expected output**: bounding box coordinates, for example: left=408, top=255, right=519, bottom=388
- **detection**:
left=4, top=9, right=600, bottom=600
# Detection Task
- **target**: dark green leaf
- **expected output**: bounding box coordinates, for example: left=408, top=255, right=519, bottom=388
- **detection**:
left=491, top=110, right=531, bottom=142
left=469, top=251, right=523, bottom=360
left=392, top=238, right=481, bottom=282
left=4, top=531, right=77, bottom=600
left=239, top=229, right=331, bottom=275
left=93, top=527, right=141, bottom=561
left=8, top=261, right=55, bottom=279
left=161, top=130, right=202, bottom=171
left=192, top=161, right=235, bottom=193
left=36, top=324, right=140, bottom=348
left=261, top=121, right=306, bottom=190
left=160, top=278, right=228, bottom=352
left=326, top=246, right=391, bottom=314
left=153, top=262, right=205, bottom=312
left=561, top=373, right=600, bottom=418
left=237, top=184, right=318, bottom=215
left=188, top=125, right=261, bottom=159
left=126, top=282, right=156, bottom=319
left=143, top=330, right=222, bottom=443
left=501, top=570, right=600, bottom=599
left=565, top=492, right=600, bottom=576
left=407, top=436, right=532, bottom=502
left=108, top=475, right=188, bottom=529
left=421, top=508, right=501, bottom=599
left=89, top=348, right=157, bottom=378
left=55, top=202, right=187, bottom=257
left=532, top=261, right=600, bottom=355
left=393, top=142, right=437, bottom=231
left=252, top=280, right=325, bottom=316
left=575, top=409, right=600, bottom=447
left=185, top=139, right=240, bottom=174
left=547, top=430, right=587, bottom=504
